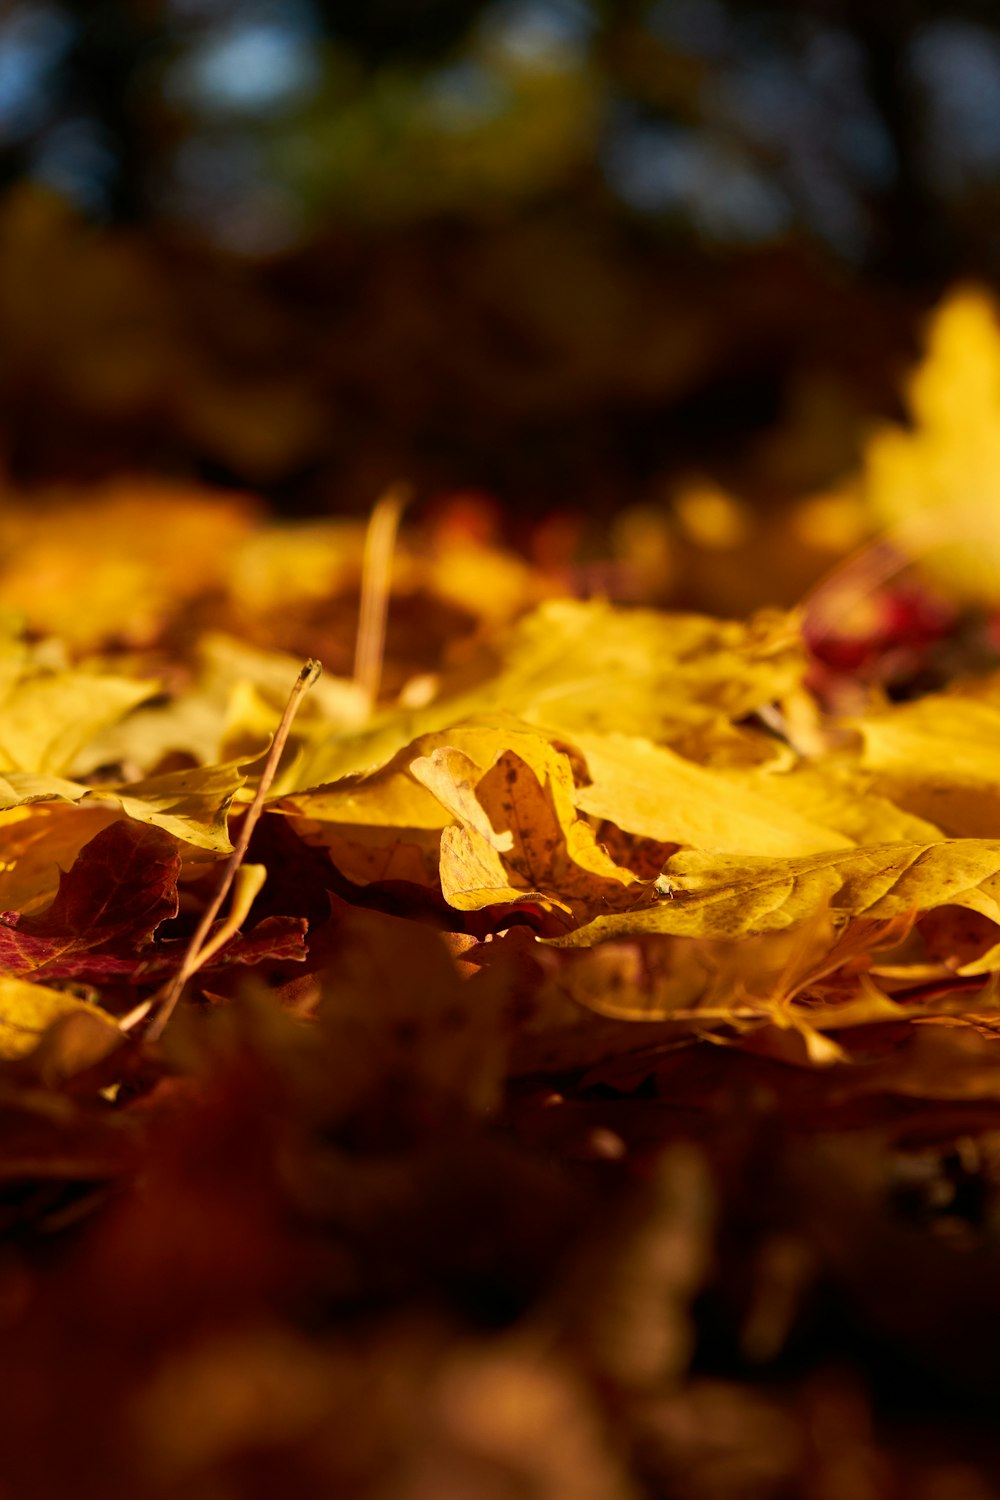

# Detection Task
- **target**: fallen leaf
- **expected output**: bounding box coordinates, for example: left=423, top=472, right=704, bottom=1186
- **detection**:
left=0, top=481, right=257, bottom=650
left=0, top=975, right=120, bottom=1060
left=556, top=841, right=1000, bottom=944
left=84, top=758, right=247, bottom=854
left=854, top=694, right=1000, bottom=837
left=432, top=745, right=639, bottom=922
left=570, top=731, right=856, bottom=856
left=866, top=287, right=1000, bottom=602
left=293, top=601, right=807, bottom=785
left=410, top=747, right=515, bottom=852
left=0, top=820, right=180, bottom=980
left=479, top=600, right=807, bottom=742
left=0, top=805, right=123, bottom=916
left=732, top=760, right=943, bottom=846
left=0, top=669, right=156, bottom=776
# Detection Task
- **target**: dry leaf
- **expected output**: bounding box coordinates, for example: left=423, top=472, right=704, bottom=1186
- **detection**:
left=0, top=975, right=120, bottom=1060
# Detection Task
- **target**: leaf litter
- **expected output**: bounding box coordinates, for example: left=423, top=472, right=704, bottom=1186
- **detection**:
left=9, top=298, right=1000, bottom=1495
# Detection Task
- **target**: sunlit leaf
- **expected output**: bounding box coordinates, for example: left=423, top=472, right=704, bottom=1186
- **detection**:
left=556, top=841, right=1000, bottom=945
left=461, top=599, right=808, bottom=741
left=0, top=820, right=180, bottom=979
left=0, top=670, right=156, bottom=777
left=866, top=287, right=1000, bottom=601
left=854, top=693, right=1000, bottom=837
left=85, top=759, right=248, bottom=854
left=294, top=601, right=807, bottom=784
left=0, top=481, right=256, bottom=650
left=0, top=975, right=119, bottom=1060
left=434, top=745, right=638, bottom=920
left=570, top=731, right=856, bottom=855
left=410, top=746, right=515, bottom=851
left=731, top=760, right=943, bottom=846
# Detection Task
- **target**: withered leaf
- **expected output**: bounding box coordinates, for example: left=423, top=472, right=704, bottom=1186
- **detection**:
left=557, top=840, right=1000, bottom=944
left=854, top=694, right=1000, bottom=838
left=410, top=746, right=515, bottom=852
left=432, top=745, right=638, bottom=921
left=84, top=758, right=247, bottom=854
left=865, top=288, right=1000, bottom=602
left=0, top=669, right=156, bottom=778
left=0, top=481, right=256, bottom=650
left=0, top=805, right=122, bottom=917
left=469, top=599, right=808, bottom=742
left=0, top=819, right=307, bottom=986
left=570, top=731, right=856, bottom=856
left=0, top=975, right=120, bottom=1060
left=0, top=757, right=246, bottom=860
left=0, top=820, right=180, bottom=979
left=139, top=915, right=308, bottom=982
left=292, top=601, right=807, bottom=784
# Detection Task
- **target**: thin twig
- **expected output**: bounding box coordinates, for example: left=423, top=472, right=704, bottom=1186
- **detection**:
left=140, top=658, right=322, bottom=1043
left=353, top=483, right=409, bottom=709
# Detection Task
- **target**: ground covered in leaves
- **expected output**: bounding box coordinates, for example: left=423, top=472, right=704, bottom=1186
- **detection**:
left=7, top=293, right=1000, bottom=1498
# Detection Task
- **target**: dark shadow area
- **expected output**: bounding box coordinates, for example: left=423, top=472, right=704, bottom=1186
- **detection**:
left=0, top=0, right=997, bottom=513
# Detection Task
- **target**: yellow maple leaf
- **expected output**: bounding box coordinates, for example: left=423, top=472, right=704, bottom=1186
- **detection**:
left=0, top=669, right=156, bottom=777
left=293, top=600, right=807, bottom=786
left=465, top=599, right=807, bottom=742
left=426, top=744, right=638, bottom=919
left=570, top=731, right=856, bottom=856
left=277, top=716, right=557, bottom=884
left=865, top=286, right=1000, bottom=600
left=557, top=840, right=1000, bottom=945
left=0, top=974, right=119, bottom=1060
left=853, top=692, right=1000, bottom=838
left=0, top=481, right=256, bottom=650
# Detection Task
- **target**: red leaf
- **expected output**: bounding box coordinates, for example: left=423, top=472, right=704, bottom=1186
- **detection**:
left=136, top=916, right=309, bottom=981
left=0, top=821, right=181, bottom=980
left=0, top=823, right=308, bottom=984
left=201, top=915, right=308, bottom=969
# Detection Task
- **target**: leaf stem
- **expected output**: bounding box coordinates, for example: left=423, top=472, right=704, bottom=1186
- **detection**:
left=141, top=658, right=322, bottom=1043
left=353, top=483, right=409, bottom=710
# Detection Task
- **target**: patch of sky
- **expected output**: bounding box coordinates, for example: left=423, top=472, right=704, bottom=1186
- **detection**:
left=0, top=2, right=75, bottom=144
left=602, top=114, right=790, bottom=242
left=699, top=27, right=888, bottom=256
left=801, top=28, right=895, bottom=187
left=703, top=48, right=810, bottom=152
left=31, top=116, right=116, bottom=213
left=421, top=61, right=510, bottom=132
left=477, top=0, right=595, bottom=71
left=166, top=13, right=323, bottom=116
left=910, top=19, right=1000, bottom=188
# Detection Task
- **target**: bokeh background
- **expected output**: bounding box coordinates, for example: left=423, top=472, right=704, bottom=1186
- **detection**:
left=1, top=0, right=998, bottom=521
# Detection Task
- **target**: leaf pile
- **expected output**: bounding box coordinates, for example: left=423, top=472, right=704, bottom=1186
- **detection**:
left=7, top=298, right=1000, bottom=1496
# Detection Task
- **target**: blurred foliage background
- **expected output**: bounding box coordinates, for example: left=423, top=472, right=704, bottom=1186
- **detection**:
left=0, top=0, right=998, bottom=520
